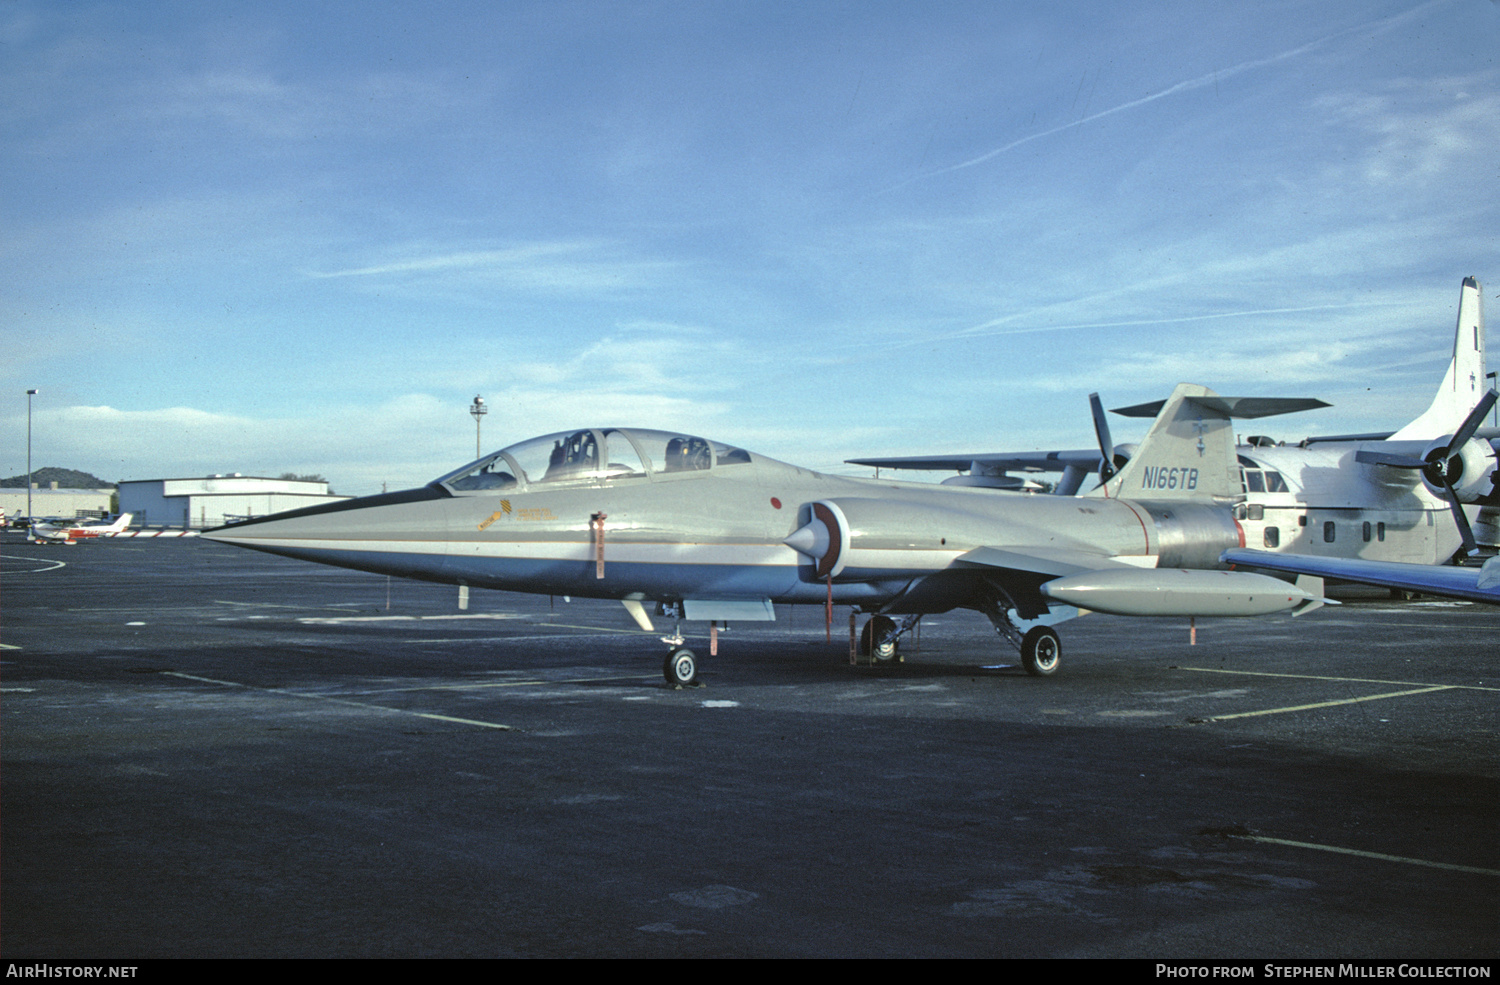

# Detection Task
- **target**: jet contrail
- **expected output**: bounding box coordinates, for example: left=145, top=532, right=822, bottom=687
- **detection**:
left=855, top=299, right=1409, bottom=354
left=896, top=1, right=1449, bottom=187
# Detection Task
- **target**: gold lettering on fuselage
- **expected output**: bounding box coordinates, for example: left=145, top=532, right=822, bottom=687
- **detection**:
left=477, top=502, right=553, bottom=530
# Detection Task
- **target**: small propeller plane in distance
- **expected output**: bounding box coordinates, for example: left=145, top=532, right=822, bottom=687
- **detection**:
left=29, top=513, right=134, bottom=544
left=849, top=277, right=1497, bottom=571
left=205, top=384, right=1332, bottom=685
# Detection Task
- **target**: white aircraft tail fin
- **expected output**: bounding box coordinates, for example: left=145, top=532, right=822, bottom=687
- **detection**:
left=1087, top=383, right=1240, bottom=503
left=107, top=513, right=134, bottom=532
left=1390, top=276, right=1487, bottom=440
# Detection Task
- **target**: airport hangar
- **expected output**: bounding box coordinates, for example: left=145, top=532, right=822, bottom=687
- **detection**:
left=117, top=474, right=349, bottom=529
left=0, top=484, right=115, bottom=521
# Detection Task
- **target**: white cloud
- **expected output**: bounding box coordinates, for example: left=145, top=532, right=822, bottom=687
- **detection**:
left=1312, top=74, right=1500, bottom=189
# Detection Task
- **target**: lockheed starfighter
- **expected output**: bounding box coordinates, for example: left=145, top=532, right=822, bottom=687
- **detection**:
left=205, top=384, right=1329, bottom=685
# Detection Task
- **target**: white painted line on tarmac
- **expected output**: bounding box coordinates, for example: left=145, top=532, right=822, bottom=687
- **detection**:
left=214, top=600, right=365, bottom=611
left=1231, top=834, right=1500, bottom=877
left=159, top=671, right=512, bottom=730
left=0, top=554, right=67, bottom=573
left=297, top=613, right=530, bottom=624
left=400, top=633, right=644, bottom=644
left=341, top=674, right=658, bottom=695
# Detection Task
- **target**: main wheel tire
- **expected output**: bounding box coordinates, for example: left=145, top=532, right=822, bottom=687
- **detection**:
left=859, top=615, right=899, bottom=662
left=665, top=648, right=698, bottom=686
left=1020, top=626, right=1061, bottom=676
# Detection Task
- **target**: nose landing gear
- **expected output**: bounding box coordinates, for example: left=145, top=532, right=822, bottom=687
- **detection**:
left=665, top=646, right=698, bottom=686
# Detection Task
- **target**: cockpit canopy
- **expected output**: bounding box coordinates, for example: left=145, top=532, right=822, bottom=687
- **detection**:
left=436, top=428, right=752, bottom=494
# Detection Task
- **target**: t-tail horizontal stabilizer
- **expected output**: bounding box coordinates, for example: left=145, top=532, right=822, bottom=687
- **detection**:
left=1089, top=383, right=1241, bottom=503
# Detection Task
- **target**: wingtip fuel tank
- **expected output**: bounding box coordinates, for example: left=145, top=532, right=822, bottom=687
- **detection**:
left=1039, top=567, right=1323, bottom=617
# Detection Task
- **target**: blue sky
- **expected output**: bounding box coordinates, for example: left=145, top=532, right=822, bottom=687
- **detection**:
left=3, top=0, right=1497, bottom=495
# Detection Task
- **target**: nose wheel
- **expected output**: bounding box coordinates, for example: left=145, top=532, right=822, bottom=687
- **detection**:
left=665, top=647, right=699, bottom=686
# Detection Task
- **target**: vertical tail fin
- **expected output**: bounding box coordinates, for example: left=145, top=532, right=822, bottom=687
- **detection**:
left=1390, top=277, right=1487, bottom=440
left=1087, top=383, right=1241, bottom=503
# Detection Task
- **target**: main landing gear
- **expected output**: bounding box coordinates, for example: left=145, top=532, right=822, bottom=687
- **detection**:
left=1018, top=626, right=1061, bottom=676
left=857, top=614, right=920, bottom=663
left=978, top=587, right=1064, bottom=676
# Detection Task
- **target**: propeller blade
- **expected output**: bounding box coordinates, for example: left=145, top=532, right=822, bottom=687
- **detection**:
left=1446, top=389, right=1498, bottom=456
left=1089, top=392, right=1116, bottom=482
left=1421, top=389, right=1499, bottom=489
left=1443, top=477, right=1480, bottom=556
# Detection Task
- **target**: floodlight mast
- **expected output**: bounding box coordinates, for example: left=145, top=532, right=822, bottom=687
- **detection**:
left=470, top=395, right=487, bottom=460
left=26, top=388, right=37, bottom=535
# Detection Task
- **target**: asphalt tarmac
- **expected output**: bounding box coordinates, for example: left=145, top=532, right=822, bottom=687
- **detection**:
left=2, top=533, right=1496, bottom=958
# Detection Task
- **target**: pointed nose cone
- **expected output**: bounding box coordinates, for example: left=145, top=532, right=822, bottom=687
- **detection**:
left=203, top=485, right=453, bottom=579
left=782, top=520, right=830, bottom=559
left=782, top=500, right=847, bottom=579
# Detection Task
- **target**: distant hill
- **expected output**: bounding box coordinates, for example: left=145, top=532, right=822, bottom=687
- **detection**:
left=1, top=467, right=114, bottom=489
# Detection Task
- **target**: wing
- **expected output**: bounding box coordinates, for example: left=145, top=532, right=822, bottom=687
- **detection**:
left=872, top=545, right=1123, bottom=619
left=846, top=449, right=1102, bottom=472
left=1223, top=547, right=1500, bottom=605
left=939, top=546, right=1328, bottom=619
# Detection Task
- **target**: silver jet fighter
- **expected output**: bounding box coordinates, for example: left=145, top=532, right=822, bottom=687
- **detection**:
left=204, top=384, right=1327, bottom=685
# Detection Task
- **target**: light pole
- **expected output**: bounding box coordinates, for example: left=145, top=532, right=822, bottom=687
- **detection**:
left=26, top=388, right=37, bottom=534
left=469, top=395, right=487, bottom=459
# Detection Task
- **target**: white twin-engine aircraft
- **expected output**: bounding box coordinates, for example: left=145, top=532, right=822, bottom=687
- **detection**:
left=206, top=383, right=1333, bottom=686
left=852, top=277, right=1497, bottom=583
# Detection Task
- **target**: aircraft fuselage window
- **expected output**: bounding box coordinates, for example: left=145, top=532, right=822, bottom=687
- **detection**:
left=1264, top=527, right=1280, bottom=548
left=1240, top=462, right=1287, bottom=495
left=1324, top=520, right=1336, bottom=543
left=1363, top=521, right=1372, bottom=542
left=545, top=431, right=600, bottom=481
left=712, top=440, right=752, bottom=466
left=663, top=436, right=712, bottom=472
left=1377, top=522, right=1386, bottom=542
left=599, top=429, right=648, bottom=479
left=448, top=466, right=517, bottom=491
left=437, top=428, right=756, bottom=492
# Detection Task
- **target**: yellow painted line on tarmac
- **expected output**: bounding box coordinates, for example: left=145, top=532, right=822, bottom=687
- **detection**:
left=1204, top=685, right=1454, bottom=721
left=160, top=671, right=512, bottom=730
left=1231, top=834, right=1500, bottom=877
left=1175, top=666, right=1497, bottom=722
left=1180, top=666, right=1500, bottom=692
